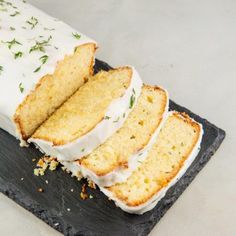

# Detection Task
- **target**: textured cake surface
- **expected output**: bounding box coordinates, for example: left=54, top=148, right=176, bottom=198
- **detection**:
left=80, top=85, right=168, bottom=176
left=106, top=112, right=202, bottom=207
left=0, top=0, right=96, bottom=140
left=32, top=67, right=133, bottom=145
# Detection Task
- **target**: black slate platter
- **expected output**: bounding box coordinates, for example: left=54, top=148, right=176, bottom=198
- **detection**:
left=0, top=59, right=225, bottom=236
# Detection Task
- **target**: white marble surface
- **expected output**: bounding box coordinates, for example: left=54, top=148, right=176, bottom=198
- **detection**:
left=0, top=0, right=235, bottom=235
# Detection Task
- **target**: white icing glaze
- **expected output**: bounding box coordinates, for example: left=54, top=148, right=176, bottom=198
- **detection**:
left=63, top=112, right=203, bottom=215
left=29, top=67, right=143, bottom=161
left=0, top=0, right=96, bottom=138
left=62, top=88, right=169, bottom=187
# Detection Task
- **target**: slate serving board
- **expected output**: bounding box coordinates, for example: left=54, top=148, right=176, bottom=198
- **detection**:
left=0, top=59, right=225, bottom=236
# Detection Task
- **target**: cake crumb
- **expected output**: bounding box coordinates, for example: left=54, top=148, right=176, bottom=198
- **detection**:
left=38, top=188, right=44, bottom=193
left=87, top=179, right=96, bottom=189
left=45, top=180, right=49, bottom=184
left=67, top=208, right=71, bottom=212
left=34, top=156, right=59, bottom=176
left=32, top=158, right=36, bottom=162
left=49, top=159, right=59, bottom=171
left=70, top=188, right=74, bottom=192
left=80, top=184, right=88, bottom=200
left=54, top=223, right=59, bottom=226
left=89, top=195, right=93, bottom=199
left=20, top=177, right=24, bottom=181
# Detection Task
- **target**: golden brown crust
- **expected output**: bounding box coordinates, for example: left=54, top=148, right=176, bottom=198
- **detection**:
left=107, top=112, right=201, bottom=207
left=14, top=43, right=97, bottom=141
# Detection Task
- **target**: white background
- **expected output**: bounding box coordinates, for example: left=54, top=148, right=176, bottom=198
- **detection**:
left=0, top=0, right=235, bottom=235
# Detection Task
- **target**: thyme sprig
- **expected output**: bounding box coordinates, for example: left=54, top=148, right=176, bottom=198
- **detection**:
left=29, top=36, right=52, bottom=53
left=3, top=38, right=22, bottom=49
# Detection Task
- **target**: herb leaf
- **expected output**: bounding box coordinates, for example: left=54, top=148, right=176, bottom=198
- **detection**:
left=10, top=11, right=20, bottom=17
left=19, top=82, right=24, bottom=93
left=40, top=55, right=49, bottom=64
left=14, top=51, right=23, bottom=59
left=72, top=32, right=81, bottom=40
left=29, top=36, right=52, bottom=53
left=34, top=55, right=49, bottom=73
left=26, top=16, right=38, bottom=29
left=34, top=66, right=41, bottom=73
left=129, top=94, right=135, bottom=109
left=104, top=116, right=111, bottom=120
left=10, top=26, right=15, bottom=31
left=0, top=66, right=3, bottom=75
left=4, top=38, right=22, bottom=49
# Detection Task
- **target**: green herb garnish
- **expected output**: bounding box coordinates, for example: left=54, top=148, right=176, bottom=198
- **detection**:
left=10, top=26, right=15, bottom=31
left=26, top=16, right=38, bottom=29
left=72, top=32, right=81, bottom=40
left=0, top=66, right=3, bottom=75
left=29, top=36, right=52, bottom=53
left=4, top=38, right=22, bottom=49
left=104, top=116, right=111, bottom=120
left=81, top=148, right=85, bottom=152
left=129, top=94, right=135, bottom=109
left=40, top=55, right=49, bottom=64
left=14, top=51, right=23, bottom=59
left=34, top=55, right=49, bottom=73
left=10, top=11, right=20, bottom=16
left=19, top=82, right=24, bottom=93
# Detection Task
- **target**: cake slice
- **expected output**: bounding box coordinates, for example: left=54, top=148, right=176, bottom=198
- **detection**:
left=100, top=112, right=203, bottom=214
left=63, top=85, right=169, bottom=186
left=30, top=67, right=143, bottom=161
left=0, top=0, right=96, bottom=144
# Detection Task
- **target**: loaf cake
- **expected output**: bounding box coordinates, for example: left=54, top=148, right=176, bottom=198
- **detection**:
left=0, top=0, right=205, bottom=217
left=30, top=67, right=143, bottom=161
left=63, top=85, right=169, bottom=186
left=0, top=0, right=96, bottom=144
left=101, top=112, right=203, bottom=214
left=64, top=112, right=203, bottom=214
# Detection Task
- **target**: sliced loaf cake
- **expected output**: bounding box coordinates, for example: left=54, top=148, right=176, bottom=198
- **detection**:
left=0, top=0, right=96, bottom=144
left=30, top=67, right=143, bottom=161
left=63, top=85, right=169, bottom=186
left=99, top=112, right=203, bottom=214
